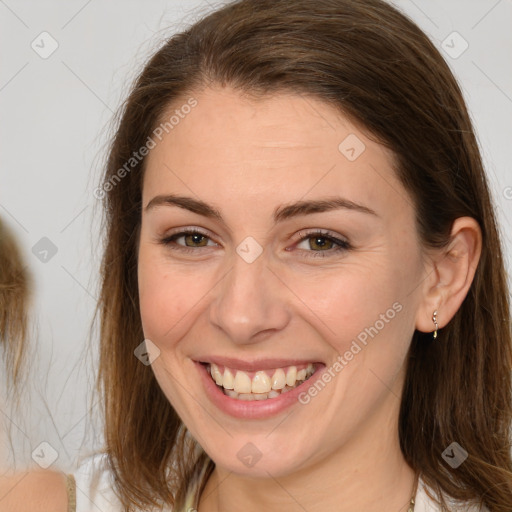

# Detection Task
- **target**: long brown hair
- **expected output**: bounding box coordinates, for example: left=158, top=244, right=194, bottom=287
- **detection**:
left=96, top=0, right=512, bottom=510
left=0, top=217, right=30, bottom=388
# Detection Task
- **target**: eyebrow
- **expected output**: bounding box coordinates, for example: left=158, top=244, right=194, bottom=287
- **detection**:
left=144, top=193, right=378, bottom=222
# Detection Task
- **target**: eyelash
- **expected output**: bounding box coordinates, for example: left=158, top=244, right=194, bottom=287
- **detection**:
left=159, top=228, right=351, bottom=259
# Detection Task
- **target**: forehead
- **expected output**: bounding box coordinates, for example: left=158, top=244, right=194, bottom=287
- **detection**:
left=152, top=86, right=378, bottom=155
left=142, top=86, right=407, bottom=220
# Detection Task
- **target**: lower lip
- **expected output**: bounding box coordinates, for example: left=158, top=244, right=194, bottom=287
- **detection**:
left=195, top=361, right=325, bottom=420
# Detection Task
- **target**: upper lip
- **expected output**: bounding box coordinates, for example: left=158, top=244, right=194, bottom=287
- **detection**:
left=196, top=356, right=322, bottom=372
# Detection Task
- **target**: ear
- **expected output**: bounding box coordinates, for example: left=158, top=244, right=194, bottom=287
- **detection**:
left=415, top=217, right=482, bottom=335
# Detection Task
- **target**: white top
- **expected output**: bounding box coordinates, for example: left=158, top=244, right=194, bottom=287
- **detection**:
left=73, top=453, right=489, bottom=512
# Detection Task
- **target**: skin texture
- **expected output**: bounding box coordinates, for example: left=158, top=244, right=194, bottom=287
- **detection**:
left=138, top=85, right=482, bottom=512
left=0, top=471, right=68, bottom=512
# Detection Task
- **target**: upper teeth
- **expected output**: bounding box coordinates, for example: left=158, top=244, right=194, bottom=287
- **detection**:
left=208, top=363, right=315, bottom=394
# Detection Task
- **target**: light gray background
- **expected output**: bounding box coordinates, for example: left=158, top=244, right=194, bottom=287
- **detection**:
left=0, top=0, right=511, bottom=472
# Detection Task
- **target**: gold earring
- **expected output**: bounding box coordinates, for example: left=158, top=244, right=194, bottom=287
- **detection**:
left=432, top=310, right=439, bottom=339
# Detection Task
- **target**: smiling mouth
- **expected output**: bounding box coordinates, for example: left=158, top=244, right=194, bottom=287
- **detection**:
left=205, top=362, right=317, bottom=401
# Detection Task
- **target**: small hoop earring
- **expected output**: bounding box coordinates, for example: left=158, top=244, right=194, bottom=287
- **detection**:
left=432, top=310, right=439, bottom=339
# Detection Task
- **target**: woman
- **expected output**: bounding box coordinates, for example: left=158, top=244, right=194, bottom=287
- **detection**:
left=3, top=0, right=511, bottom=510
left=80, top=0, right=512, bottom=510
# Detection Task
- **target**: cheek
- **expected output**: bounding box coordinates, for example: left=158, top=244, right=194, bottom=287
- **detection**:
left=286, top=260, right=400, bottom=351
left=137, top=246, right=206, bottom=342
left=285, top=254, right=418, bottom=390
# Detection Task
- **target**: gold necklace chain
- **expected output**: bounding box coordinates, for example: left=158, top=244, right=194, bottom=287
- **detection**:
left=408, top=472, right=419, bottom=512
left=195, top=466, right=420, bottom=511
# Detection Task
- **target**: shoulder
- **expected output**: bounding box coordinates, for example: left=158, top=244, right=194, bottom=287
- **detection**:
left=415, top=475, right=490, bottom=512
left=73, top=452, right=123, bottom=512
left=0, top=469, right=68, bottom=512
left=73, top=452, right=195, bottom=512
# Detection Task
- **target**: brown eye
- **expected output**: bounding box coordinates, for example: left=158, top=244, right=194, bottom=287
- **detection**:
left=294, top=230, right=351, bottom=259
left=182, top=233, right=209, bottom=247
left=307, top=236, right=335, bottom=251
left=160, top=229, right=217, bottom=252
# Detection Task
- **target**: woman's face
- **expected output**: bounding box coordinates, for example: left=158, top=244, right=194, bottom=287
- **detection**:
left=138, top=86, right=428, bottom=477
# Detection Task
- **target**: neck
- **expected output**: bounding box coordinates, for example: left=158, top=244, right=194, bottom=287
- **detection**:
left=198, top=390, right=417, bottom=512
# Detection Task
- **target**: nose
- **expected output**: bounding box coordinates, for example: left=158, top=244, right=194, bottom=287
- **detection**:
left=208, top=248, right=291, bottom=345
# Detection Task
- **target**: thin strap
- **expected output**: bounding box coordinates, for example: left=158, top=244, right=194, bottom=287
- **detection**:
left=192, top=456, right=215, bottom=509
left=66, top=473, right=76, bottom=512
